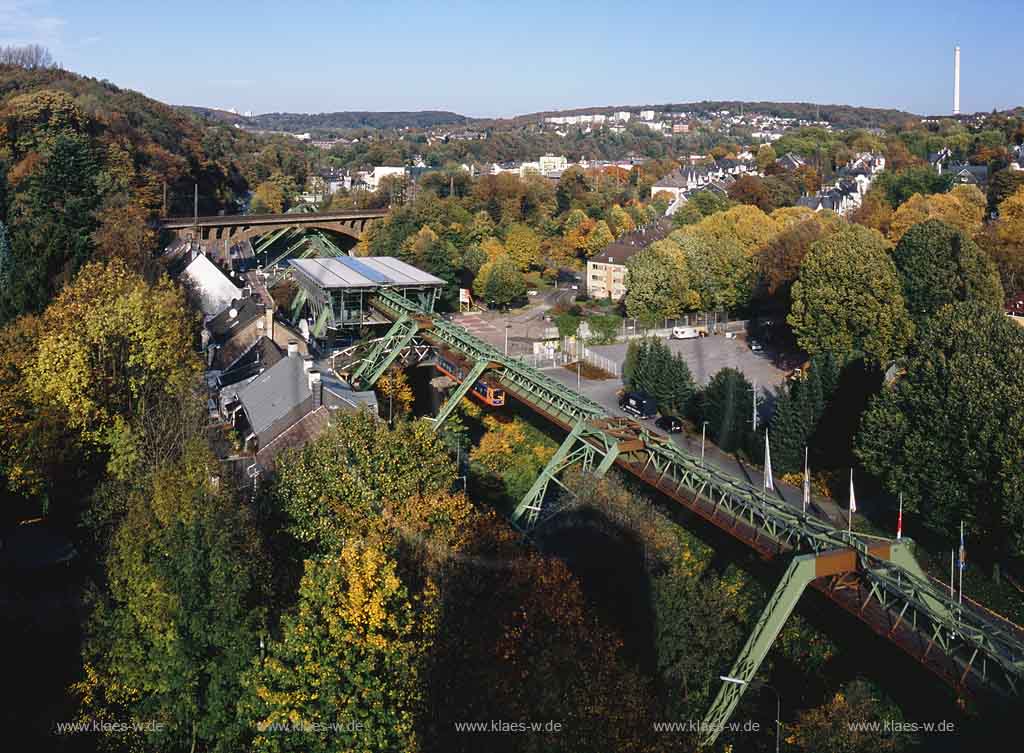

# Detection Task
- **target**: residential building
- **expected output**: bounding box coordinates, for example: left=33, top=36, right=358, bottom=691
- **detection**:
left=224, top=345, right=377, bottom=472
left=180, top=253, right=243, bottom=319
left=538, top=154, right=568, bottom=173
left=366, top=166, right=406, bottom=191
left=946, top=162, right=989, bottom=186
left=775, top=152, right=807, bottom=171
left=639, top=110, right=656, bottom=121
left=585, top=220, right=672, bottom=300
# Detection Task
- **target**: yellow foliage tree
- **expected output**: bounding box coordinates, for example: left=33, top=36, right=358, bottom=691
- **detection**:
left=998, top=185, right=1024, bottom=246
left=29, top=260, right=200, bottom=454
left=376, top=365, right=414, bottom=419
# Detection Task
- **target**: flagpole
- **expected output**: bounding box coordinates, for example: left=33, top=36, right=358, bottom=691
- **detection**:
left=896, top=493, right=903, bottom=540
left=959, top=521, right=964, bottom=606
left=950, top=550, right=955, bottom=601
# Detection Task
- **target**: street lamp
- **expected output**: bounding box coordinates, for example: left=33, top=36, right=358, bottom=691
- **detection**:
left=701, top=421, right=710, bottom=465
left=719, top=676, right=780, bottom=753
left=504, top=324, right=511, bottom=355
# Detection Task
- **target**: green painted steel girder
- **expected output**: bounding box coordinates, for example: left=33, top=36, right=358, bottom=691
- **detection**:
left=289, top=287, right=308, bottom=320
left=701, top=554, right=819, bottom=748
left=311, top=303, right=333, bottom=338
left=432, top=359, right=487, bottom=431
left=350, top=315, right=419, bottom=389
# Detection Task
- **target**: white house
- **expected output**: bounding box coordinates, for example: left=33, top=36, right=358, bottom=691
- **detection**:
left=538, top=154, right=568, bottom=173
left=639, top=110, right=655, bottom=121
left=366, top=166, right=406, bottom=191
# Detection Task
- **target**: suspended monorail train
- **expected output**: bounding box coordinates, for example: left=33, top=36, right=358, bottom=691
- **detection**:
left=435, top=350, right=506, bottom=407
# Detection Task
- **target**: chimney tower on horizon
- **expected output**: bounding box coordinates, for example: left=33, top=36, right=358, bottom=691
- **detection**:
left=953, top=45, right=961, bottom=115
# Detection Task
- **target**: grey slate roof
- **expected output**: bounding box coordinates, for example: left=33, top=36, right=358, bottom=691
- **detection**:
left=233, top=356, right=311, bottom=438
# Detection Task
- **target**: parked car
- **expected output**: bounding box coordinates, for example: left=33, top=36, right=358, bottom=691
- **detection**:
left=749, top=338, right=764, bottom=353
left=621, top=391, right=657, bottom=419
left=527, top=289, right=539, bottom=296
left=671, top=326, right=707, bottom=340
left=656, top=415, right=684, bottom=433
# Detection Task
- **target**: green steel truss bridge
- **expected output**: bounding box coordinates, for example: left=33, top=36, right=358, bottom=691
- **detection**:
left=338, top=288, right=1024, bottom=747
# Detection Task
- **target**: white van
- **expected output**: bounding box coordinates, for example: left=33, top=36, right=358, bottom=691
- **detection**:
left=671, top=326, right=702, bottom=340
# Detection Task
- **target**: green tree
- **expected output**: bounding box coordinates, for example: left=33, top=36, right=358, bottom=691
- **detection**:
left=554, top=311, right=580, bottom=338
left=272, top=412, right=455, bottom=555
left=625, top=240, right=698, bottom=322
left=678, top=232, right=756, bottom=311
left=892, top=219, right=1003, bottom=327
left=856, top=303, right=1024, bottom=561
left=700, top=367, right=754, bottom=453
left=242, top=542, right=433, bottom=753
left=629, top=339, right=696, bottom=417
left=76, top=452, right=266, bottom=753
left=472, top=254, right=527, bottom=308
left=3, top=132, right=101, bottom=320
left=586, top=313, right=620, bottom=345
left=789, top=225, right=913, bottom=365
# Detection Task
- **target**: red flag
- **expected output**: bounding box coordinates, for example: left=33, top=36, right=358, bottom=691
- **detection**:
left=896, top=494, right=903, bottom=540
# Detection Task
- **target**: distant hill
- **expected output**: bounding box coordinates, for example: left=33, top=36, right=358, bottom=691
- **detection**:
left=181, top=108, right=469, bottom=133
left=515, top=100, right=918, bottom=130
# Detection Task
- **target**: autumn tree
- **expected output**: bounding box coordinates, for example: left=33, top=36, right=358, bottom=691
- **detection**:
left=891, top=219, right=1003, bottom=327
left=789, top=225, right=913, bottom=366
left=584, top=218, right=614, bottom=257
left=376, top=365, right=414, bottom=420
left=503, top=222, right=541, bottom=271
left=758, top=214, right=839, bottom=303
left=998, top=185, right=1024, bottom=246
left=272, top=412, right=455, bottom=555
left=788, top=680, right=909, bottom=753
left=28, top=259, right=199, bottom=472
left=624, top=240, right=697, bottom=322
left=250, top=180, right=286, bottom=213
left=242, top=542, right=433, bottom=753
left=428, top=516, right=659, bottom=753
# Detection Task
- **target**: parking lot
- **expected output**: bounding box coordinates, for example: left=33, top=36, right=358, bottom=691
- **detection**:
left=588, top=333, right=787, bottom=388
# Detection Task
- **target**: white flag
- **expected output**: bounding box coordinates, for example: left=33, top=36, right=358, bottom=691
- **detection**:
left=849, top=469, right=857, bottom=513
left=763, top=431, right=774, bottom=492
left=802, top=447, right=810, bottom=513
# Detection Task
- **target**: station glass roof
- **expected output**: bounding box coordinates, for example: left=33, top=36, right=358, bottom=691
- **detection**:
left=290, top=256, right=444, bottom=290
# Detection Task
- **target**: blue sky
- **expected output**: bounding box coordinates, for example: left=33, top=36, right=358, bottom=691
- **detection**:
left=2, top=0, right=1021, bottom=118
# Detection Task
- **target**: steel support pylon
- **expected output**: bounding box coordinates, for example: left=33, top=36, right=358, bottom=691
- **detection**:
left=511, top=420, right=621, bottom=530
left=700, top=554, right=819, bottom=748
left=431, top=360, right=487, bottom=431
